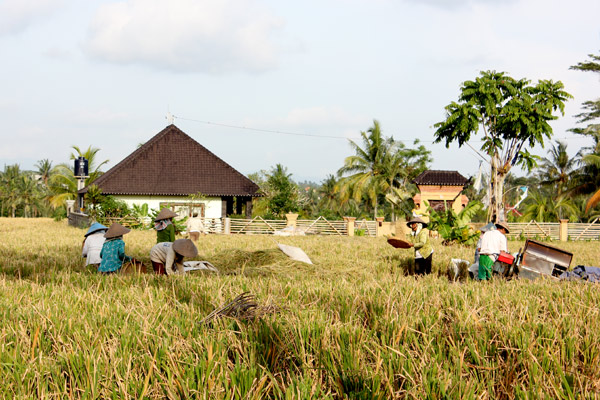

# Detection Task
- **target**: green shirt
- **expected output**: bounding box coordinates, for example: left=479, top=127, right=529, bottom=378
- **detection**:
left=407, top=228, right=433, bottom=259
left=156, top=223, right=175, bottom=244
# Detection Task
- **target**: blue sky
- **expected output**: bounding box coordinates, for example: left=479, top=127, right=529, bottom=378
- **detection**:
left=1, top=0, right=599, bottom=183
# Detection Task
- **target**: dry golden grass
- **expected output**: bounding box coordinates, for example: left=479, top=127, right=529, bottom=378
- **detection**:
left=1, top=217, right=600, bottom=398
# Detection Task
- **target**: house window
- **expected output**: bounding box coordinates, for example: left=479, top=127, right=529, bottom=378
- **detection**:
left=159, top=202, right=205, bottom=217
left=428, top=200, right=449, bottom=212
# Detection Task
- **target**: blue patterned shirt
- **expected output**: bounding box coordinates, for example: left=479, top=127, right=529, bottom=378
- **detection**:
left=98, top=238, right=132, bottom=273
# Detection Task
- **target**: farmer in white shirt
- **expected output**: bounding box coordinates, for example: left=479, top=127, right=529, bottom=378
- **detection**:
left=150, top=239, right=198, bottom=275
left=186, top=212, right=205, bottom=241
left=478, top=221, right=510, bottom=280
left=82, top=223, right=107, bottom=267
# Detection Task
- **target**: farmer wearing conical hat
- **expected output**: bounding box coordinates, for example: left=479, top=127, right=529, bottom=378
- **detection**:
left=149, top=239, right=198, bottom=275
left=98, top=223, right=133, bottom=273
left=478, top=221, right=510, bottom=280
left=82, top=222, right=107, bottom=268
left=154, top=208, right=177, bottom=244
left=406, top=217, right=434, bottom=275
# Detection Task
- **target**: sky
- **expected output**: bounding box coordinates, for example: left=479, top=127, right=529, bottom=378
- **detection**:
left=1, top=0, right=599, bottom=183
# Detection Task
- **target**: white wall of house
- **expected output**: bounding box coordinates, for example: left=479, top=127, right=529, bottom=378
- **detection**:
left=113, top=195, right=223, bottom=218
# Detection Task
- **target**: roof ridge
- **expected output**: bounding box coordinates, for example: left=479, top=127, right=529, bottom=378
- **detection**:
left=82, top=124, right=260, bottom=196
left=92, top=124, right=174, bottom=187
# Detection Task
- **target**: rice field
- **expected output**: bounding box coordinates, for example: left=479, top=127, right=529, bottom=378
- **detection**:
left=1, top=217, right=599, bottom=398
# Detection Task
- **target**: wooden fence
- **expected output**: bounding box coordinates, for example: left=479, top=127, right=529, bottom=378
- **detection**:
left=567, top=218, right=600, bottom=240
left=229, top=217, right=287, bottom=235
left=507, top=221, right=560, bottom=240
left=297, top=216, right=349, bottom=235
left=507, top=219, right=600, bottom=241
left=227, top=216, right=376, bottom=236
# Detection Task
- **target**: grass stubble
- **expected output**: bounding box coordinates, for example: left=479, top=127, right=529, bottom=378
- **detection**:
left=0, top=218, right=599, bottom=398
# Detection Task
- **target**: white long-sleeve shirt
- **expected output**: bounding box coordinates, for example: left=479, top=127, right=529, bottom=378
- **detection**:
left=479, top=230, right=507, bottom=256
left=82, top=232, right=106, bottom=265
left=186, top=217, right=206, bottom=233
left=150, top=242, right=185, bottom=275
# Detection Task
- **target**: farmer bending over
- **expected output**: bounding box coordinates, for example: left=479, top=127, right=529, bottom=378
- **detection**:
left=478, top=221, right=510, bottom=280
left=98, top=223, right=133, bottom=274
left=82, top=222, right=107, bottom=268
left=150, top=239, right=198, bottom=275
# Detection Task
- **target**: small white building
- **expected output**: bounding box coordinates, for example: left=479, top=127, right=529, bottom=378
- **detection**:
left=79, top=124, right=261, bottom=218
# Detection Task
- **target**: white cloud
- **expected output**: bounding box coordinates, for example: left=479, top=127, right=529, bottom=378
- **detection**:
left=83, top=0, right=285, bottom=74
left=402, top=0, right=516, bottom=10
left=0, top=0, right=65, bottom=35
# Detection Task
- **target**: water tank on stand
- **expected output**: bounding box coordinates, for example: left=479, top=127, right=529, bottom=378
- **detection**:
left=74, top=157, right=89, bottom=178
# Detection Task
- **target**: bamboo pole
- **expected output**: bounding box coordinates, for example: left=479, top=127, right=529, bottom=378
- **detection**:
left=575, top=218, right=599, bottom=241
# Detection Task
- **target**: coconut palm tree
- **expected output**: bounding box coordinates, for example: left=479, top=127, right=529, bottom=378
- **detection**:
left=337, top=120, right=394, bottom=219
left=47, top=146, right=109, bottom=210
left=318, top=175, right=339, bottom=214
left=338, top=120, right=431, bottom=220
left=0, top=165, right=24, bottom=217
left=35, top=159, right=53, bottom=188
left=519, top=189, right=579, bottom=222
left=538, top=140, right=576, bottom=195
left=70, top=145, right=109, bottom=182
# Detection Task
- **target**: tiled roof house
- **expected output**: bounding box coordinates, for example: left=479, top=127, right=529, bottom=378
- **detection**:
left=79, top=124, right=261, bottom=218
left=412, top=170, right=469, bottom=216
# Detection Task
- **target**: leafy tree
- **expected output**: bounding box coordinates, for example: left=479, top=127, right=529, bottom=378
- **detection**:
left=434, top=70, right=571, bottom=223
left=0, top=165, right=50, bottom=217
left=317, top=174, right=341, bottom=217
left=247, top=170, right=270, bottom=217
left=570, top=52, right=600, bottom=212
left=266, top=164, right=299, bottom=218
left=0, top=165, right=23, bottom=217
left=570, top=52, right=600, bottom=128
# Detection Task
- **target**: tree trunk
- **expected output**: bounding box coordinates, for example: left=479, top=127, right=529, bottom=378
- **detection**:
left=488, top=154, right=508, bottom=223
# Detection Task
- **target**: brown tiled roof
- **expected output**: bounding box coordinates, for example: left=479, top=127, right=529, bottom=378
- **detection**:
left=413, top=170, right=468, bottom=186
left=80, top=125, right=261, bottom=197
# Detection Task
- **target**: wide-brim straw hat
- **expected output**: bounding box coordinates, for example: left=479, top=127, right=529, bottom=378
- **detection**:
left=172, top=239, right=198, bottom=258
left=406, top=217, right=428, bottom=229
left=495, top=221, right=510, bottom=233
left=155, top=208, right=178, bottom=221
left=104, top=223, right=131, bottom=239
left=480, top=222, right=496, bottom=233
left=85, top=222, right=107, bottom=237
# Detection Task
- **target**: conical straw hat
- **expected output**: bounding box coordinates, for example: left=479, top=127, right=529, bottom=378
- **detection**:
left=406, top=217, right=428, bottom=229
left=155, top=208, right=178, bottom=221
left=104, top=223, right=131, bottom=239
left=172, top=239, right=198, bottom=258
left=85, top=222, right=107, bottom=237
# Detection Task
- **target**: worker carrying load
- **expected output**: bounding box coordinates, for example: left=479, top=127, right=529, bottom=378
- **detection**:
left=150, top=239, right=198, bottom=275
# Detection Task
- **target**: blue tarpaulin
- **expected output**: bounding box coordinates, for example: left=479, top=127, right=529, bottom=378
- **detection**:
left=559, top=265, right=600, bottom=283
